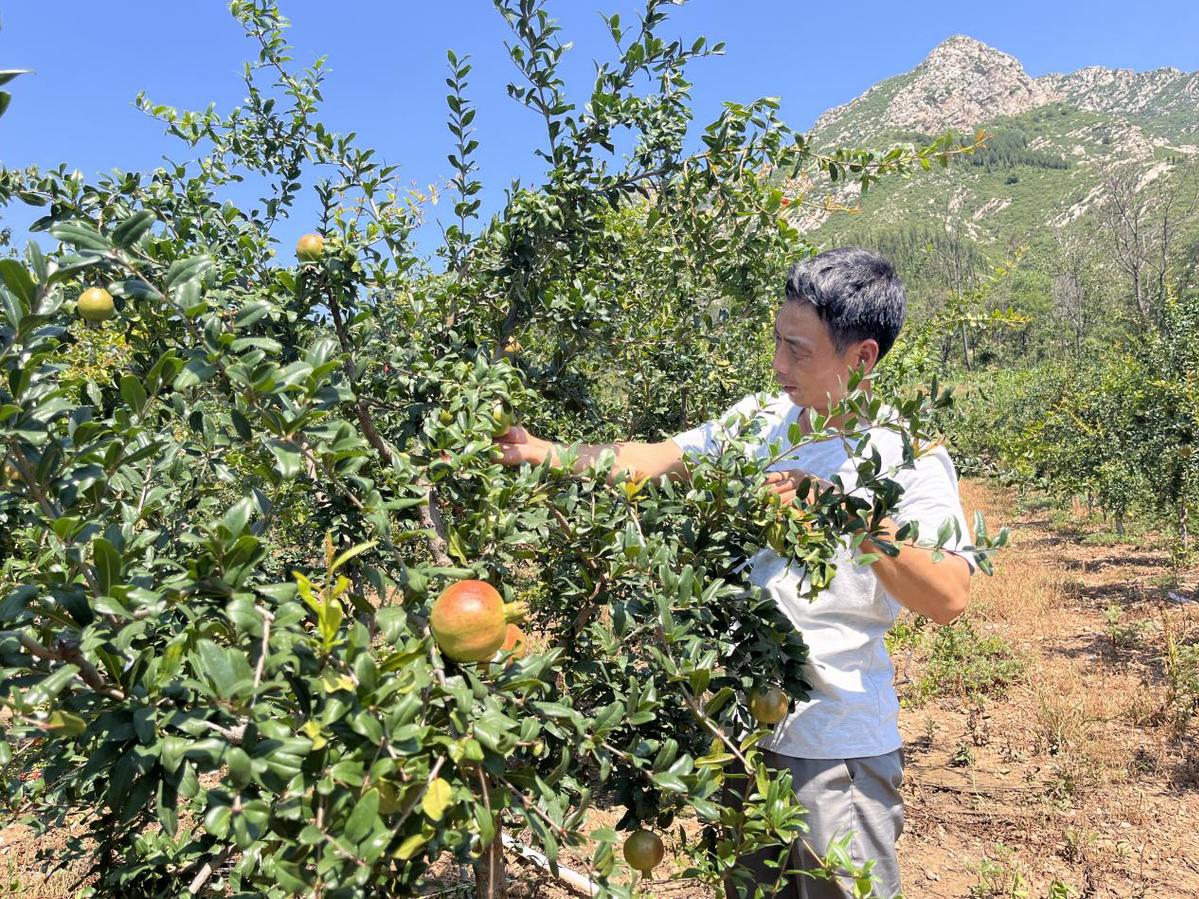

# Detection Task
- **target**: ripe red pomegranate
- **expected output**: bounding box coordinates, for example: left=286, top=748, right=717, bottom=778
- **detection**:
left=429, top=580, right=527, bottom=663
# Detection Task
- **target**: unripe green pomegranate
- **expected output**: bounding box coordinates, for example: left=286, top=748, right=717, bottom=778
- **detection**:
left=749, top=687, right=789, bottom=725
left=490, top=399, right=514, bottom=437
left=77, top=287, right=115, bottom=323
left=623, top=829, right=664, bottom=874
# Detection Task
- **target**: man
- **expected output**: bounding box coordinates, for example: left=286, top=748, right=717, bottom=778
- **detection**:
left=494, top=247, right=975, bottom=898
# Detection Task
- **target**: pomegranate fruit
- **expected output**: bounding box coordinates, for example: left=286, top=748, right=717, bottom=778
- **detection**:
left=296, top=232, right=325, bottom=262
left=748, top=687, right=789, bottom=725
left=77, top=287, right=114, bottom=323
left=429, top=580, right=526, bottom=663
left=623, top=829, right=664, bottom=874
left=489, top=399, right=513, bottom=437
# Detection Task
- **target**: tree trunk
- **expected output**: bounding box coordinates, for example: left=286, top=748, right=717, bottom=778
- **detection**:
left=474, top=831, right=507, bottom=899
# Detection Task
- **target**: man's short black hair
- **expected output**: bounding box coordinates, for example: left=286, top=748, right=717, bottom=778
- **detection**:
left=784, top=247, right=907, bottom=360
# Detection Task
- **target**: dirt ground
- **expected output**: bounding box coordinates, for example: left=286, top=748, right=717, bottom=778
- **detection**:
left=3, top=478, right=1198, bottom=897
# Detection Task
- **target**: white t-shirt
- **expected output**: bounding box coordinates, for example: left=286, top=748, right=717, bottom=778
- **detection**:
left=671, top=391, right=975, bottom=760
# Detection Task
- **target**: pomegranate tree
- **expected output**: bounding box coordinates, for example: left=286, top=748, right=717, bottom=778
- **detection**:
left=0, top=3, right=999, bottom=897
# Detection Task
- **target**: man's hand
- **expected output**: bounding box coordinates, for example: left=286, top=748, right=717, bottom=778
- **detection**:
left=493, top=425, right=555, bottom=467
left=764, top=469, right=833, bottom=507
left=492, top=423, right=688, bottom=482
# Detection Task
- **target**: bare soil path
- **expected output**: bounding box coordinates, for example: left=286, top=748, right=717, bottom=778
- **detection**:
left=892, top=479, right=1199, bottom=899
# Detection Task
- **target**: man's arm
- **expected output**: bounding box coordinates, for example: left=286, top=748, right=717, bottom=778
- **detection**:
left=766, top=471, right=971, bottom=625
left=861, top=519, right=971, bottom=625
left=494, top=426, right=689, bottom=482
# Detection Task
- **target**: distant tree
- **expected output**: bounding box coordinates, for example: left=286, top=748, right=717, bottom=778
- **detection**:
left=1051, top=223, right=1106, bottom=356
left=930, top=193, right=984, bottom=371
left=1098, top=161, right=1199, bottom=324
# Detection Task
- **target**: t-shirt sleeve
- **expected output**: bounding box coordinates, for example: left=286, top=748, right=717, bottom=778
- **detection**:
left=890, top=446, right=978, bottom=574
left=669, top=393, right=771, bottom=460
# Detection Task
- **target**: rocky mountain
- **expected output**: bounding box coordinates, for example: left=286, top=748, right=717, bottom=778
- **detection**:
left=1042, top=65, right=1199, bottom=136
left=798, top=36, right=1199, bottom=246
left=812, top=35, right=1199, bottom=147
left=813, top=36, right=1058, bottom=147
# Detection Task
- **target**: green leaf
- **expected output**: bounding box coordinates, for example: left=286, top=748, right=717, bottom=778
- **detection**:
left=319, top=598, right=343, bottom=649
left=119, top=376, right=148, bottom=416
left=397, top=831, right=428, bottom=860
left=447, top=529, right=470, bottom=564
left=173, top=357, right=217, bottom=390
left=234, top=301, right=272, bottom=329
left=650, top=770, right=687, bottom=793
left=422, top=777, right=453, bottom=822
left=0, top=259, right=35, bottom=306
left=268, top=440, right=303, bottom=480
left=50, top=221, right=111, bottom=253
left=174, top=279, right=205, bottom=315
left=122, top=278, right=162, bottom=301
left=345, top=787, right=380, bottom=843
left=156, top=779, right=178, bottom=838
left=226, top=747, right=252, bottom=788
left=27, top=665, right=81, bottom=706
left=26, top=243, right=48, bottom=285
left=330, top=541, right=377, bottom=573
left=196, top=640, right=236, bottom=696
left=92, top=538, right=122, bottom=595
left=111, top=210, right=156, bottom=248
left=0, top=70, right=30, bottom=88
left=160, top=736, right=187, bottom=774
left=165, top=255, right=214, bottom=289
left=230, top=408, right=253, bottom=441
left=45, top=710, right=87, bottom=738
left=205, top=803, right=232, bottom=838
left=360, top=828, right=391, bottom=864
left=230, top=336, right=283, bottom=354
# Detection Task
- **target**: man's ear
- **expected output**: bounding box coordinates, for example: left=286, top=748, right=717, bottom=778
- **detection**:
left=854, top=339, right=881, bottom=374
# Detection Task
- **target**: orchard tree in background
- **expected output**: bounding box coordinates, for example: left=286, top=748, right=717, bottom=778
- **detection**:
left=0, top=2, right=1002, bottom=897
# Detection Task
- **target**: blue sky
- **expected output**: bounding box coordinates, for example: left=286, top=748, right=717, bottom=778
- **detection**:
left=3, top=0, right=1198, bottom=258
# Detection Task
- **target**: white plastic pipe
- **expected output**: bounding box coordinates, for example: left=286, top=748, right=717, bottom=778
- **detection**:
left=501, top=833, right=601, bottom=897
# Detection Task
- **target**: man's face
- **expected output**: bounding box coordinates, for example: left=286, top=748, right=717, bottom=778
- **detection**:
left=771, top=300, right=877, bottom=412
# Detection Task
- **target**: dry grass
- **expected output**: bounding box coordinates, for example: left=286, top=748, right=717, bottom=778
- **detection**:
left=896, top=479, right=1199, bottom=898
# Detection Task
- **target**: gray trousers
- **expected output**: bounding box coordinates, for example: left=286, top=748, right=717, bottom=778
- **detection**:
left=723, top=748, right=905, bottom=899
